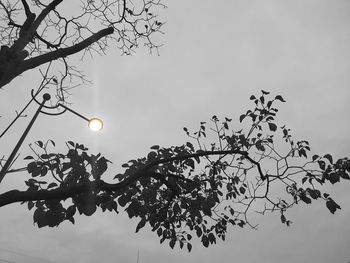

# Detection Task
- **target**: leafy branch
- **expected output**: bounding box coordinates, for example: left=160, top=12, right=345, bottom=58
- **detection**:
left=0, top=91, right=349, bottom=251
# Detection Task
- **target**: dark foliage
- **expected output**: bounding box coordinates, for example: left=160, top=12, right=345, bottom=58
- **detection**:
left=1, top=91, right=348, bottom=250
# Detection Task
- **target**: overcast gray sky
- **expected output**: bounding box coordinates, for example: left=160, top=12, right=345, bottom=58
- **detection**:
left=1, top=1, right=350, bottom=262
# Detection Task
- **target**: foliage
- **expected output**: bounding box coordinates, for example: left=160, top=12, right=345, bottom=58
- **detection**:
left=1, top=0, right=348, bottom=253
left=1, top=91, right=348, bottom=251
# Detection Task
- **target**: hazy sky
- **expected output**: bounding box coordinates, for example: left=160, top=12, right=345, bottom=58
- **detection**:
left=1, top=1, right=350, bottom=263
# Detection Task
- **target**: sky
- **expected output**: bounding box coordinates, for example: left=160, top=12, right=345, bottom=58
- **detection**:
left=0, top=0, right=350, bottom=262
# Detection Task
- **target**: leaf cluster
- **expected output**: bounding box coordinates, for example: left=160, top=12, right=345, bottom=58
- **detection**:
left=16, top=91, right=350, bottom=251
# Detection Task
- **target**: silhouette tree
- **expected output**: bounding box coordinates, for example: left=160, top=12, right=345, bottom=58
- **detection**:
left=0, top=0, right=165, bottom=93
left=1, top=90, right=349, bottom=251
left=0, top=1, right=349, bottom=251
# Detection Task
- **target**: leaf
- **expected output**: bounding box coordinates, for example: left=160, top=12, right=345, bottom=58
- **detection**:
left=298, top=148, right=307, bottom=158
left=329, top=173, right=340, bottom=184
left=37, top=214, right=49, bottom=228
left=40, top=154, right=49, bottom=159
left=324, top=154, right=333, bottom=164
left=339, top=170, right=350, bottom=180
left=47, top=212, right=60, bottom=227
left=147, top=151, right=157, bottom=161
left=33, top=209, right=40, bottom=223
left=261, top=90, right=270, bottom=95
left=151, top=145, right=159, bottom=150
left=68, top=217, right=75, bottom=224
left=259, top=95, right=265, bottom=104
left=135, top=218, right=146, bottom=233
left=202, top=235, right=209, bottom=247
left=280, top=214, right=286, bottom=223
left=40, top=166, right=48, bottom=177
left=48, top=140, right=56, bottom=147
left=312, top=154, right=319, bottom=161
left=67, top=141, right=75, bottom=147
left=118, top=196, right=127, bottom=207
left=179, top=241, right=184, bottom=249
left=268, top=123, right=277, bottom=132
left=239, top=186, right=246, bottom=195
left=66, top=205, right=76, bottom=217
left=208, top=233, right=216, bottom=244
left=32, top=167, right=41, bottom=177
left=267, top=101, right=272, bottom=108
left=28, top=201, right=34, bottom=210
left=326, top=198, right=341, bottom=214
left=67, top=149, right=78, bottom=161
left=82, top=204, right=96, bottom=216
left=160, top=237, right=166, bottom=244
left=229, top=207, right=235, bottom=216
left=249, top=95, right=256, bottom=100
left=93, top=157, right=108, bottom=178
left=187, top=159, right=195, bottom=170
left=318, top=160, right=326, bottom=170
left=228, top=219, right=235, bottom=226
left=275, top=95, right=286, bottom=102
left=186, top=142, right=194, bottom=152
left=196, top=227, right=202, bottom=237
left=239, top=114, right=245, bottom=123
left=202, top=203, right=212, bottom=216
left=187, top=243, right=192, bottom=252
left=24, top=155, right=34, bottom=160
left=255, top=140, right=265, bottom=152
left=62, top=162, right=71, bottom=171
left=169, top=239, right=175, bottom=249
left=238, top=220, right=245, bottom=228
left=308, top=189, right=321, bottom=199
left=299, top=192, right=312, bottom=204
left=36, top=141, right=44, bottom=148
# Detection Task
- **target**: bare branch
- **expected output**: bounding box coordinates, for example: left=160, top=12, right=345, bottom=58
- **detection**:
left=20, top=27, right=114, bottom=71
left=0, top=27, right=114, bottom=87
left=144, top=149, right=266, bottom=180
left=20, top=0, right=31, bottom=17
left=11, top=0, right=63, bottom=53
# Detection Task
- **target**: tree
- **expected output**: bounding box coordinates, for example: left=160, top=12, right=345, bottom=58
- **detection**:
left=0, top=1, right=349, bottom=252
left=1, top=90, right=349, bottom=250
left=0, top=0, right=165, bottom=91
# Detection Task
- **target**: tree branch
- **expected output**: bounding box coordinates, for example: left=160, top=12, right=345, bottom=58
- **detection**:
left=0, top=168, right=170, bottom=207
left=11, top=0, right=63, bottom=53
left=33, top=0, right=63, bottom=29
left=0, top=172, right=137, bottom=207
left=0, top=27, right=114, bottom=88
left=21, top=0, right=32, bottom=17
left=0, top=149, right=264, bottom=207
left=19, top=27, right=114, bottom=74
left=144, top=149, right=266, bottom=180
